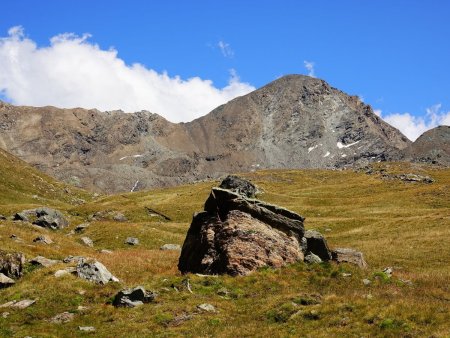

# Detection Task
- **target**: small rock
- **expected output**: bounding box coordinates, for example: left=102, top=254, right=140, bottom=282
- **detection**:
left=79, top=326, right=96, bottom=332
left=80, top=237, right=94, bottom=247
left=33, top=235, right=53, bottom=244
left=63, top=256, right=87, bottom=264
left=304, top=253, right=322, bottom=264
left=75, top=260, right=119, bottom=284
left=113, top=213, right=127, bottom=222
left=30, top=256, right=60, bottom=268
left=77, top=305, right=89, bottom=311
left=0, top=273, right=15, bottom=288
left=0, top=250, right=25, bottom=278
left=160, top=244, right=181, bottom=251
left=100, top=249, right=113, bottom=254
left=332, top=248, right=368, bottom=269
left=362, top=279, right=371, bottom=286
left=197, top=303, right=216, bottom=313
left=125, top=237, right=139, bottom=246
left=342, top=273, right=352, bottom=277
left=217, top=287, right=229, bottom=297
left=112, top=286, right=157, bottom=307
left=74, top=223, right=89, bottom=233
left=2, top=312, right=9, bottom=318
left=49, top=311, right=74, bottom=323
left=12, top=299, right=36, bottom=309
left=54, top=268, right=75, bottom=278
left=383, top=267, right=393, bottom=277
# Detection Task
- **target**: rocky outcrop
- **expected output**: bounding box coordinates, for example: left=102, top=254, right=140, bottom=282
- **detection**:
left=112, top=286, right=157, bottom=307
left=14, top=207, right=69, bottom=229
left=0, top=251, right=25, bottom=279
left=219, top=175, right=258, bottom=198
left=0, top=75, right=411, bottom=193
left=179, top=179, right=307, bottom=276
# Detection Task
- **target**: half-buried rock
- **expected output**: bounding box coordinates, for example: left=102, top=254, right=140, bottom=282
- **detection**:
left=113, top=286, right=157, bottom=307
left=178, top=185, right=305, bottom=276
left=74, top=260, right=119, bottom=284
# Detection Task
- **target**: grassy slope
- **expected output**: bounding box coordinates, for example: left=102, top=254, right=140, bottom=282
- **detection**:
left=0, top=157, right=449, bottom=337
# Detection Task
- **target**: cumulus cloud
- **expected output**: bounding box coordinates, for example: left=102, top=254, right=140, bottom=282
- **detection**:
left=303, top=60, right=315, bottom=77
left=217, top=40, right=234, bottom=58
left=0, top=27, right=255, bottom=122
left=377, top=104, right=450, bottom=141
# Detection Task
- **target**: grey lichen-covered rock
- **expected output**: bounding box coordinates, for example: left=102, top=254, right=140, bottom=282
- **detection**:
left=303, top=230, right=332, bottom=261
left=112, top=286, right=157, bottom=307
left=13, top=207, right=69, bottom=229
left=197, top=303, right=216, bottom=313
left=74, top=260, right=119, bottom=284
left=30, top=256, right=60, bottom=267
left=160, top=244, right=181, bottom=251
left=0, top=273, right=15, bottom=288
left=332, top=248, right=368, bottom=268
left=178, top=187, right=305, bottom=276
left=33, top=235, right=53, bottom=244
left=49, top=312, right=75, bottom=323
left=113, top=212, right=127, bottom=222
left=219, top=175, right=258, bottom=198
left=304, top=253, right=322, bottom=264
left=63, top=256, right=87, bottom=264
left=80, top=236, right=94, bottom=247
left=125, top=237, right=139, bottom=245
left=0, top=250, right=25, bottom=279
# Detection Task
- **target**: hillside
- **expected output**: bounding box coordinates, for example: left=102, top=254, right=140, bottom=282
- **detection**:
left=1, top=158, right=449, bottom=337
left=0, top=75, right=411, bottom=193
left=403, top=126, right=450, bottom=165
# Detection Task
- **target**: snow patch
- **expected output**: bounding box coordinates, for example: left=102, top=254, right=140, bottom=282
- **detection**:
left=120, top=154, right=144, bottom=161
left=337, top=140, right=360, bottom=149
left=308, top=145, right=318, bottom=153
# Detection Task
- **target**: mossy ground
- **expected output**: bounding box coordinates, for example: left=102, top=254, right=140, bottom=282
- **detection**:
left=0, top=159, right=449, bottom=337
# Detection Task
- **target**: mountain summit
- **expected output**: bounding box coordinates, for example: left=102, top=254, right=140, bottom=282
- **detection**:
left=0, top=75, right=411, bottom=192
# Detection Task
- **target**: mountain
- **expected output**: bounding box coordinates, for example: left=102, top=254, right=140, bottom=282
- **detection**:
left=0, top=75, right=411, bottom=193
left=402, top=126, right=450, bottom=165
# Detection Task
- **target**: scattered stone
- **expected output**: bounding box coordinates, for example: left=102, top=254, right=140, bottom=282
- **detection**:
left=49, top=311, right=74, bottom=323
left=331, top=248, right=368, bottom=269
left=113, top=212, right=127, bottom=222
left=304, top=253, right=322, bottom=264
left=80, top=236, right=94, bottom=247
left=342, top=273, right=352, bottom=277
left=303, top=230, right=332, bottom=261
left=2, top=312, right=9, bottom=318
left=0, top=301, right=17, bottom=308
left=197, top=303, right=216, bottom=313
left=217, top=287, right=229, bottom=297
left=100, top=249, right=113, bottom=254
left=63, top=256, right=87, bottom=264
left=74, top=223, right=89, bottom=233
left=74, top=260, right=119, bottom=284
left=11, top=299, right=36, bottom=309
left=363, top=279, right=372, bottom=286
left=0, top=215, right=6, bottom=220
left=125, top=237, right=139, bottom=246
left=79, top=326, right=96, bottom=332
left=14, top=207, right=69, bottom=229
left=383, top=267, right=393, bottom=278
left=170, top=313, right=194, bottom=327
left=160, top=244, right=181, bottom=251
left=397, top=173, right=434, bottom=184
left=179, top=187, right=305, bottom=276
left=112, top=286, right=157, bottom=307
left=33, top=235, right=53, bottom=244
left=399, top=279, right=413, bottom=286
left=54, top=268, right=75, bottom=278
left=0, top=250, right=26, bottom=278
left=30, top=256, right=60, bottom=268
left=77, top=305, right=89, bottom=311
left=219, top=175, right=258, bottom=198
left=0, top=273, right=15, bottom=288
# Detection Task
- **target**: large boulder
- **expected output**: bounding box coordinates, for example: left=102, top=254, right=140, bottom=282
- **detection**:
left=332, top=248, right=368, bottom=269
left=178, top=187, right=305, bottom=276
left=14, top=207, right=69, bottom=229
left=0, top=250, right=25, bottom=279
left=219, top=175, right=258, bottom=198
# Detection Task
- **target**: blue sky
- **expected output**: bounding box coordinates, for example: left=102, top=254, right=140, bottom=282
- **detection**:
left=1, top=1, right=449, bottom=139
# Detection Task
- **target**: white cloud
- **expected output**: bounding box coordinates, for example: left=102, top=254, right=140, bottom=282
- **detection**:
left=0, top=27, right=254, bottom=122
left=377, top=104, right=450, bottom=141
left=303, top=60, right=315, bottom=77
left=217, top=40, right=234, bottom=58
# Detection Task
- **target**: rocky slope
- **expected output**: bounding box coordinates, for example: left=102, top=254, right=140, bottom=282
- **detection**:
left=402, top=126, right=450, bottom=165
left=0, top=75, right=412, bottom=193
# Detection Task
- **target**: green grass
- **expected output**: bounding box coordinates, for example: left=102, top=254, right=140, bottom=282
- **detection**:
left=0, top=159, right=449, bottom=337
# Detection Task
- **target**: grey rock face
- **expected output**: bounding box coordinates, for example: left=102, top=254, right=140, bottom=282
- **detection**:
left=332, top=248, right=368, bottom=268
left=178, top=187, right=305, bottom=276
left=0, top=250, right=25, bottom=279
left=112, top=286, right=157, bottom=307
left=0, top=273, right=15, bottom=288
left=75, top=260, right=119, bottom=284
left=303, top=230, right=332, bottom=261
left=14, top=207, right=68, bottom=229
left=219, top=175, right=257, bottom=198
